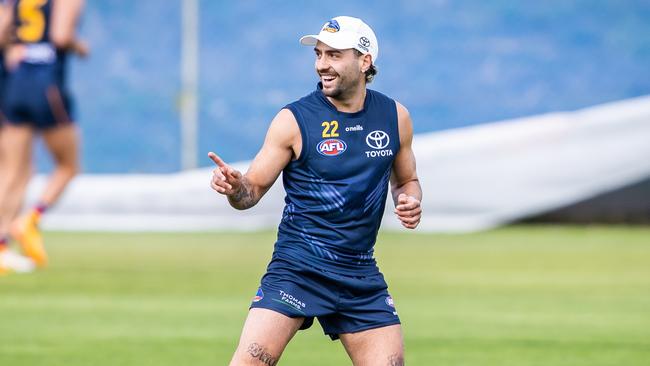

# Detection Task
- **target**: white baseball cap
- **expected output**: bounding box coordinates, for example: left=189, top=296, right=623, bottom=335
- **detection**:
left=300, top=16, right=379, bottom=63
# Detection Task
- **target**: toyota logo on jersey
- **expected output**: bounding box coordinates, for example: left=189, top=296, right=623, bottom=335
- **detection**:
left=366, top=130, right=390, bottom=149
left=317, top=139, right=348, bottom=156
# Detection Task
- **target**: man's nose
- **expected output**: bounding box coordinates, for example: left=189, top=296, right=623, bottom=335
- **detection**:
left=316, top=56, right=329, bottom=72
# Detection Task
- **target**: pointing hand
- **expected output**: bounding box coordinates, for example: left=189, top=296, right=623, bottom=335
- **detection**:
left=208, top=152, right=243, bottom=196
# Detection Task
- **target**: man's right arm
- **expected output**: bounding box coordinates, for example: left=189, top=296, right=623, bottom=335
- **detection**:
left=51, top=0, right=89, bottom=57
left=209, top=108, right=300, bottom=210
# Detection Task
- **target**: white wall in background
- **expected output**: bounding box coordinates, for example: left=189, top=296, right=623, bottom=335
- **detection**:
left=29, top=95, right=650, bottom=232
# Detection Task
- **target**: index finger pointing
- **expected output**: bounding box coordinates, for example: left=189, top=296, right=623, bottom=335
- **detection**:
left=208, top=152, right=227, bottom=167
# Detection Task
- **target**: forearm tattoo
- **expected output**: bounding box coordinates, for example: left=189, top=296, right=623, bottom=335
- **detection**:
left=229, top=177, right=257, bottom=209
left=388, top=354, right=405, bottom=366
left=247, top=343, right=278, bottom=366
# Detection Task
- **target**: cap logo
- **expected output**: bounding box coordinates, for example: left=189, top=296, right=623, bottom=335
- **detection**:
left=322, top=19, right=340, bottom=33
left=357, top=36, right=371, bottom=52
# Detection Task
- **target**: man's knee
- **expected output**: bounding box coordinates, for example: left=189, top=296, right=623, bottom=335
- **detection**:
left=56, top=163, right=79, bottom=179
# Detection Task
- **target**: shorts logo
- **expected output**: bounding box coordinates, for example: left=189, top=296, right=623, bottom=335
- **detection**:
left=366, top=130, right=390, bottom=149
left=322, top=20, right=340, bottom=33
left=271, top=290, right=307, bottom=315
left=385, top=296, right=395, bottom=308
left=317, top=138, right=347, bottom=156
left=252, top=288, right=264, bottom=302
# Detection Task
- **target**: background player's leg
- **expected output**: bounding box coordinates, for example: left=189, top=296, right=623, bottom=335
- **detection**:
left=0, top=124, right=34, bottom=238
left=230, top=308, right=304, bottom=366
left=339, top=324, right=405, bottom=366
left=0, top=124, right=36, bottom=272
left=39, top=123, right=79, bottom=207
left=10, top=123, right=78, bottom=267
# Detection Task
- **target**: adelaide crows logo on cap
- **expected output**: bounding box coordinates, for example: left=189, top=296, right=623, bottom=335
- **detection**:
left=322, top=19, right=340, bottom=33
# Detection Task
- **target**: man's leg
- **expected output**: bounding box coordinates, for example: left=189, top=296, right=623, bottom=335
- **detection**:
left=11, top=123, right=79, bottom=266
left=0, top=124, right=33, bottom=237
left=339, top=324, right=405, bottom=366
left=37, top=123, right=79, bottom=207
left=0, top=124, right=35, bottom=273
left=230, top=308, right=304, bottom=366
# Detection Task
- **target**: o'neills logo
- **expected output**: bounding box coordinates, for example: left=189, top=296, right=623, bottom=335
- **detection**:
left=345, top=124, right=364, bottom=132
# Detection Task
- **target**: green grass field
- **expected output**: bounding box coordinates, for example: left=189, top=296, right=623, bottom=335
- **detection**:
left=1, top=226, right=649, bottom=365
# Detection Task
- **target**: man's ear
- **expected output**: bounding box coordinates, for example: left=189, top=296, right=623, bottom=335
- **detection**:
left=361, top=54, right=372, bottom=73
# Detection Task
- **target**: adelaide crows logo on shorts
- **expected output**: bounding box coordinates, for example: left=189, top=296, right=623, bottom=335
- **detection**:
left=322, top=19, right=340, bottom=33
left=252, top=287, right=264, bottom=302
left=317, top=139, right=347, bottom=156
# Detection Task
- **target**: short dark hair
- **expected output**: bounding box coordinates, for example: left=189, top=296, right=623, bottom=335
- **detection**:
left=354, top=49, right=378, bottom=83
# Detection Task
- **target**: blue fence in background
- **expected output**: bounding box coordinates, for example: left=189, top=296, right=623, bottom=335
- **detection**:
left=65, top=0, right=650, bottom=173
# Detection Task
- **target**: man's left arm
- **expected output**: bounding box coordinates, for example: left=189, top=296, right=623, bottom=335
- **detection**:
left=390, top=102, right=422, bottom=229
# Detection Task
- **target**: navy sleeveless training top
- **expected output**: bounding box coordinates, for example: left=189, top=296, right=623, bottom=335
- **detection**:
left=274, top=83, right=400, bottom=275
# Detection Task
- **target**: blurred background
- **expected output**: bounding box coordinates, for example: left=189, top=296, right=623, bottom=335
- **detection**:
left=28, top=0, right=649, bottom=231
left=62, top=0, right=650, bottom=173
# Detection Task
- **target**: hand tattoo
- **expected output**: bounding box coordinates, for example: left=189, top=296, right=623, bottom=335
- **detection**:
left=228, top=177, right=257, bottom=209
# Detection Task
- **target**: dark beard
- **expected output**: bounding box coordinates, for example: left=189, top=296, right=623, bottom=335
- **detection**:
left=322, top=75, right=360, bottom=100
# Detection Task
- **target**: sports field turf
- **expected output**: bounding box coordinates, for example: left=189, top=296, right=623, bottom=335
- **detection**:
left=1, top=226, right=649, bottom=365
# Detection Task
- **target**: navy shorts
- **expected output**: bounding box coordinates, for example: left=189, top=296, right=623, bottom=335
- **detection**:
left=250, top=256, right=400, bottom=340
left=4, top=62, right=74, bottom=130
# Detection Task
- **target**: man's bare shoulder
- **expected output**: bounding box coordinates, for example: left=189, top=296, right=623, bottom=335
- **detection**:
left=271, top=108, right=298, bottom=127
left=394, top=101, right=410, bottom=120
left=264, top=108, right=302, bottom=156
left=268, top=109, right=300, bottom=137
left=394, top=101, right=413, bottom=142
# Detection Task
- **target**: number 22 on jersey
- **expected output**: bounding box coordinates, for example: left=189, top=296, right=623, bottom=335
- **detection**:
left=321, top=121, right=339, bottom=138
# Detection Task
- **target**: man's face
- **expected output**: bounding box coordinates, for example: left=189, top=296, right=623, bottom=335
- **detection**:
left=314, top=41, right=365, bottom=99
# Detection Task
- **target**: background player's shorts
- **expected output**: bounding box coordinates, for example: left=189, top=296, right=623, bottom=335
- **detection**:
left=250, top=256, right=400, bottom=340
left=4, top=63, right=74, bottom=129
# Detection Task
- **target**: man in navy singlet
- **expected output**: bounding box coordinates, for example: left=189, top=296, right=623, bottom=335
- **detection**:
left=209, top=16, right=422, bottom=365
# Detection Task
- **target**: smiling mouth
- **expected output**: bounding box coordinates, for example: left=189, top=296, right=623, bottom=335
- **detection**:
left=321, top=75, right=337, bottom=83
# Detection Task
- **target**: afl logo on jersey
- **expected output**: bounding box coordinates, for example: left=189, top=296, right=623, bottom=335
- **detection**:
left=317, top=139, right=347, bottom=156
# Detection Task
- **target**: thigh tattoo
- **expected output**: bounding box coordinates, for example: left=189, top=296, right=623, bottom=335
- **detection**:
left=247, top=343, right=278, bottom=366
left=388, top=353, right=405, bottom=366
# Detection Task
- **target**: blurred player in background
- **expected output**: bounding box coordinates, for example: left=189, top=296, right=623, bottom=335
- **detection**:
left=0, top=0, right=88, bottom=272
left=0, top=0, right=8, bottom=123
left=210, top=16, right=421, bottom=366
left=0, top=0, right=35, bottom=274
left=0, top=0, right=7, bottom=118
